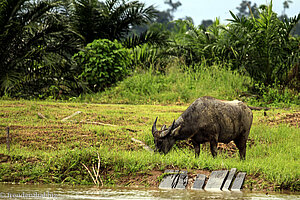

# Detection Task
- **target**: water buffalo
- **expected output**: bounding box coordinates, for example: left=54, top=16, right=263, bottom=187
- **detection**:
left=152, top=96, right=253, bottom=159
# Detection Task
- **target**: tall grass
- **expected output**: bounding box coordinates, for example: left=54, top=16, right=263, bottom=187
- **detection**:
left=78, top=64, right=251, bottom=104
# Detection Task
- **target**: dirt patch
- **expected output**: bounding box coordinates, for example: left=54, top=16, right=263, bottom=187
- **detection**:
left=0, top=123, right=140, bottom=151
left=0, top=154, right=11, bottom=163
left=110, top=171, right=162, bottom=187
left=175, top=140, right=241, bottom=158
left=244, top=173, right=277, bottom=192
left=0, top=153, right=42, bottom=164
left=217, top=142, right=238, bottom=157
left=261, top=112, right=299, bottom=127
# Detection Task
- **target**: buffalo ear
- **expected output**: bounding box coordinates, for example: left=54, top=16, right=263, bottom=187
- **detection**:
left=171, top=126, right=181, bottom=137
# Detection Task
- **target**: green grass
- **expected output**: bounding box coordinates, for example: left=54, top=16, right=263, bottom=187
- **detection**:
left=0, top=100, right=299, bottom=191
left=71, top=64, right=299, bottom=107
left=76, top=64, right=252, bottom=104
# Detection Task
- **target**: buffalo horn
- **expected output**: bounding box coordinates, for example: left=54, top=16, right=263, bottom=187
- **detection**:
left=152, top=117, right=158, bottom=135
left=170, top=120, right=175, bottom=130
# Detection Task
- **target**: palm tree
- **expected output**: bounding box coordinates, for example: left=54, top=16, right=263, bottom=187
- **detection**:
left=0, top=0, right=166, bottom=97
left=71, top=0, right=157, bottom=44
left=0, top=0, right=81, bottom=96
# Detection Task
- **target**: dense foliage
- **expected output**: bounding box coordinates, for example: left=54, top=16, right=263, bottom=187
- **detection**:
left=226, top=7, right=299, bottom=86
left=0, top=0, right=81, bottom=98
left=0, top=0, right=299, bottom=104
left=164, top=5, right=300, bottom=87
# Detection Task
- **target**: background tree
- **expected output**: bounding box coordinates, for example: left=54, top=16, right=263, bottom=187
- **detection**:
left=71, top=0, right=157, bottom=44
left=282, top=0, right=292, bottom=16
left=132, top=0, right=182, bottom=35
left=236, top=0, right=259, bottom=18
left=0, top=0, right=81, bottom=97
left=73, top=39, right=132, bottom=92
left=279, top=0, right=300, bottom=36
left=201, top=19, right=213, bottom=28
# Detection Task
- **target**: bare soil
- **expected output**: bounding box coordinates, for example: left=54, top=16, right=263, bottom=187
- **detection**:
left=260, top=111, right=299, bottom=127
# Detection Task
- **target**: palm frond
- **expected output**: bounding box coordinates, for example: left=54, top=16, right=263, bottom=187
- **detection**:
left=123, top=30, right=168, bottom=48
left=0, top=0, right=82, bottom=96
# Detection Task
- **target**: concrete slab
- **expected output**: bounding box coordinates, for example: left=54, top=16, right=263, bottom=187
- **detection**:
left=159, top=170, right=175, bottom=189
left=222, top=168, right=237, bottom=191
left=205, top=170, right=229, bottom=191
left=231, top=172, right=246, bottom=191
left=159, top=170, right=187, bottom=189
left=174, top=171, right=188, bottom=189
left=191, top=174, right=206, bottom=190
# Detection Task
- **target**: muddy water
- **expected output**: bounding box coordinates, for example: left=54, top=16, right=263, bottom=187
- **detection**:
left=0, top=183, right=299, bottom=200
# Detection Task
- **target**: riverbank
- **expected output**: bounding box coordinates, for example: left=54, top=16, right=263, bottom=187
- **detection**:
left=0, top=100, right=299, bottom=192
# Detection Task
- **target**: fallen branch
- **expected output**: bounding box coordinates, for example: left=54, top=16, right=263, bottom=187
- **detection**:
left=61, top=111, right=82, bottom=122
left=131, top=138, right=154, bottom=152
left=79, top=121, right=117, bottom=127
left=126, top=128, right=138, bottom=132
left=37, top=112, right=47, bottom=119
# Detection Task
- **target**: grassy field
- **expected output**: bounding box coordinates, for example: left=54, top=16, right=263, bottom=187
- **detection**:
left=0, top=100, right=299, bottom=191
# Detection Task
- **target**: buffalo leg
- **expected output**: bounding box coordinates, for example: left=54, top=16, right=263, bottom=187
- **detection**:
left=191, top=139, right=200, bottom=157
left=234, top=136, right=247, bottom=160
left=210, top=139, right=218, bottom=158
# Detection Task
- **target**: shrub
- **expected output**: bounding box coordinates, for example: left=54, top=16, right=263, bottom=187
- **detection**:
left=250, top=83, right=300, bottom=107
left=73, top=39, right=132, bottom=92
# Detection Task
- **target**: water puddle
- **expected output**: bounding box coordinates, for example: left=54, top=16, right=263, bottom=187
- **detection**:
left=0, top=183, right=299, bottom=200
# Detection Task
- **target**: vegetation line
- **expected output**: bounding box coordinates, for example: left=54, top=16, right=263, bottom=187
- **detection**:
left=1, top=0, right=299, bottom=104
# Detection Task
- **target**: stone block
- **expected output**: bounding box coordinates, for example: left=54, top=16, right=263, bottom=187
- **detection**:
left=191, top=174, right=206, bottom=190
left=159, top=170, right=187, bottom=189
left=159, top=170, right=175, bottom=189
left=205, top=170, right=229, bottom=191
left=174, top=171, right=188, bottom=189
left=222, top=168, right=237, bottom=191
left=231, top=172, right=246, bottom=191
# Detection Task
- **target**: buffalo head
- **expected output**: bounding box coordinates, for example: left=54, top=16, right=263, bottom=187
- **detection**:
left=152, top=117, right=181, bottom=154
